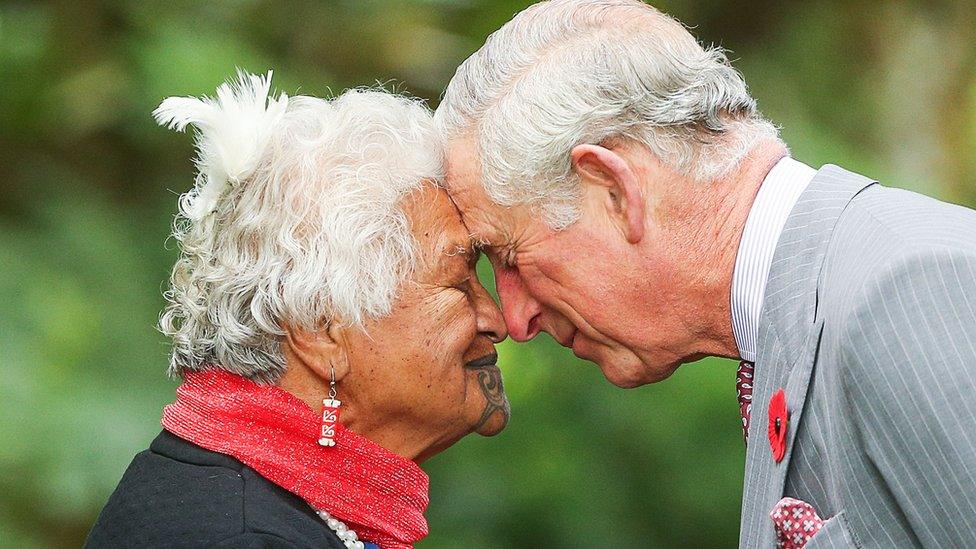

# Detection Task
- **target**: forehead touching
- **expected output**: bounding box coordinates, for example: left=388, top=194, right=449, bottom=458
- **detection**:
left=445, top=137, right=507, bottom=244
left=401, top=183, right=478, bottom=279
left=443, top=137, right=516, bottom=248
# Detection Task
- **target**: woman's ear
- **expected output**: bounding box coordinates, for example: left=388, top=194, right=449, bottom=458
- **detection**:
left=282, top=323, right=351, bottom=383
left=571, top=143, right=646, bottom=244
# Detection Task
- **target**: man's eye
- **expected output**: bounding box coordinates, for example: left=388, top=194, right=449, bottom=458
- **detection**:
left=502, top=252, right=517, bottom=270
left=488, top=249, right=516, bottom=270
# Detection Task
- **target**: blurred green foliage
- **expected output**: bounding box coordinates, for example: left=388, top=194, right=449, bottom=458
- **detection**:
left=1, top=1, right=974, bottom=547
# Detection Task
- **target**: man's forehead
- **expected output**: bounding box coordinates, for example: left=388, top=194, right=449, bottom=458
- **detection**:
left=451, top=198, right=495, bottom=246
left=442, top=136, right=524, bottom=248
left=443, top=138, right=483, bottom=195
left=445, top=135, right=480, bottom=169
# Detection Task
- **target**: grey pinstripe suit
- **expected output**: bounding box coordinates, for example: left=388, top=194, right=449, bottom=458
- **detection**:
left=739, top=165, right=976, bottom=548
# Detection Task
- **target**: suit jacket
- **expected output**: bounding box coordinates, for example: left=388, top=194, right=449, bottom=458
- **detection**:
left=85, top=430, right=346, bottom=548
left=739, top=165, right=976, bottom=548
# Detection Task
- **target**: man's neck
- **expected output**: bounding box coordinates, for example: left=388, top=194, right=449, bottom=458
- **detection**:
left=687, top=140, right=788, bottom=359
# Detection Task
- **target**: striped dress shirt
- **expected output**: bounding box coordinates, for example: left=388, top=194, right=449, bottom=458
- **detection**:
left=731, top=157, right=818, bottom=363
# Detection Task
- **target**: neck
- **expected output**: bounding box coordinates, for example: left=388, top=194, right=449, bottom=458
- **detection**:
left=164, top=369, right=430, bottom=548
left=681, top=140, right=788, bottom=359
left=276, top=358, right=442, bottom=463
left=276, top=358, right=330, bottom=410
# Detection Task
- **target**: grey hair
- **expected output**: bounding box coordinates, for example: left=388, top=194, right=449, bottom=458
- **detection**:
left=435, top=0, right=780, bottom=229
left=155, top=72, right=442, bottom=383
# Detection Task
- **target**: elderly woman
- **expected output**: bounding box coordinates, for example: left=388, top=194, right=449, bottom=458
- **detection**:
left=85, top=72, right=509, bottom=549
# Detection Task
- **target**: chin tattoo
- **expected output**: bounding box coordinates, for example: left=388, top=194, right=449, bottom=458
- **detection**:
left=473, top=367, right=510, bottom=430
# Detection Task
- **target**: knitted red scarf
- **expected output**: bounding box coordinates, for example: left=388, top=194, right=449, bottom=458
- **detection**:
left=161, top=369, right=429, bottom=548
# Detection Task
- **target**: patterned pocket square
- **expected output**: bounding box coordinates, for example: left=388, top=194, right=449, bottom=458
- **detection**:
left=770, top=497, right=825, bottom=548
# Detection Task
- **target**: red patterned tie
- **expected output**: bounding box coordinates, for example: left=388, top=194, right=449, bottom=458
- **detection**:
left=736, top=361, right=755, bottom=444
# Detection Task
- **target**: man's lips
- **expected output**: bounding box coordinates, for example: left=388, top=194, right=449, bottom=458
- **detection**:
left=464, top=353, right=499, bottom=369
left=569, top=330, right=594, bottom=360
left=557, top=329, right=578, bottom=348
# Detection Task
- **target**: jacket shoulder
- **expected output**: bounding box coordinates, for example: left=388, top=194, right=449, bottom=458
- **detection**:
left=85, top=431, right=344, bottom=548
left=819, top=183, right=976, bottom=321
left=818, top=184, right=976, bottom=381
left=85, top=442, right=248, bottom=547
left=834, top=183, right=976, bottom=253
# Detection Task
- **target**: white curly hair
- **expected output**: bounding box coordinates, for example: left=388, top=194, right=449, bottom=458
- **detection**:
left=153, top=71, right=443, bottom=382
left=435, top=0, right=781, bottom=229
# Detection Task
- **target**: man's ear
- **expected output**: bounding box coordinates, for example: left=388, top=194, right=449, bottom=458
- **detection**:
left=571, top=143, right=645, bottom=244
left=282, top=323, right=351, bottom=383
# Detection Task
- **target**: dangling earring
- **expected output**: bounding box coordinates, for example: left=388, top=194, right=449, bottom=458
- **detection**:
left=317, top=366, right=341, bottom=447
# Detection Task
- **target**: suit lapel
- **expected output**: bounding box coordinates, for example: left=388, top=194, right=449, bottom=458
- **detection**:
left=738, top=165, right=876, bottom=548
left=743, top=320, right=825, bottom=543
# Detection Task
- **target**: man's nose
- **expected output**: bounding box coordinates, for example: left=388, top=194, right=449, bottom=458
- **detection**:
left=494, top=265, right=542, bottom=342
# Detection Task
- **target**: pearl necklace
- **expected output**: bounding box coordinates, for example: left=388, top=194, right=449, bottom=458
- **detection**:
left=316, top=509, right=366, bottom=549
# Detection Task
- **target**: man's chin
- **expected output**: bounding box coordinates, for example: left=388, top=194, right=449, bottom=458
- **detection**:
left=593, top=350, right=674, bottom=388
left=601, top=365, right=652, bottom=388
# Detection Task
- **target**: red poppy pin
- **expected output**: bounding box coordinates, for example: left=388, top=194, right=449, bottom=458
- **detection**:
left=768, top=388, right=788, bottom=462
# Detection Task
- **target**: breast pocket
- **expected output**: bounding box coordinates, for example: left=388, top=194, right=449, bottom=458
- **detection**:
left=805, top=512, right=859, bottom=549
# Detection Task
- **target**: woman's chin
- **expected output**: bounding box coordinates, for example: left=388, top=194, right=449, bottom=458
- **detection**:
left=474, top=407, right=510, bottom=437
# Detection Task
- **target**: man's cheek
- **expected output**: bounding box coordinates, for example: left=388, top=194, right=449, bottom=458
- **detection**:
left=523, top=274, right=567, bottom=309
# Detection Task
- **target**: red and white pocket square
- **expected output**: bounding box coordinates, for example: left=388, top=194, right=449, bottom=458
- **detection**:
left=771, top=497, right=825, bottom=548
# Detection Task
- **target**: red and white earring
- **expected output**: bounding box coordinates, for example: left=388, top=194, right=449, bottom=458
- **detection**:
left=317, top=367, right=341, bottom=447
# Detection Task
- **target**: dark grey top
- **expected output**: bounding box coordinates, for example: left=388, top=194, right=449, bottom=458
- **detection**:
left=85, top=430, right=346, bottom=548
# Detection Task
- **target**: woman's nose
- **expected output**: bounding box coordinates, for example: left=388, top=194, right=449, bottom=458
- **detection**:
left=471, top=279, right=508, bottom=343
left=494, top=265, right=542, bottom=342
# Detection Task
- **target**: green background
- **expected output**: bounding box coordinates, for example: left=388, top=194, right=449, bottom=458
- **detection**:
left=2, top=1, right=974, bottom=547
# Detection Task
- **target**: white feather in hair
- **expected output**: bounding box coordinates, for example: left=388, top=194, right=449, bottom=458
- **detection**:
left=153, top=70, right=289, bottom=220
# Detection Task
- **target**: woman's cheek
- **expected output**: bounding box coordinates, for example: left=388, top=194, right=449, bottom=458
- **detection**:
left=433, top=295, right=479, bottom=390
left=431, top=289, right=478, bottom=332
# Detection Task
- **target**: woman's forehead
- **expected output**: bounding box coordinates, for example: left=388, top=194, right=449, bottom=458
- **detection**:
left=403, top=184, right=474, bottom=271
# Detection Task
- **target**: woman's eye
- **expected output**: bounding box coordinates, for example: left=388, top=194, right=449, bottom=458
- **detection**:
left=453, top=278, right=474, bottom=298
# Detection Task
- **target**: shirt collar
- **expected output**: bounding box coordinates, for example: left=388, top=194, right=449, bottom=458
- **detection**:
left=731, top=157, right=817, bottom=362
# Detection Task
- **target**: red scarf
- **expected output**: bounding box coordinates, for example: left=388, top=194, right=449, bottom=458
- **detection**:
left=161, top=369, right=429, bottom=549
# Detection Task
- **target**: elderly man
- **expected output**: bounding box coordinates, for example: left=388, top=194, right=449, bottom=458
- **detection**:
left=436, top=0, right=976, bottom=547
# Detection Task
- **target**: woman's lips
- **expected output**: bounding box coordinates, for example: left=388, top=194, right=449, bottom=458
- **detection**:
left=463, top=353, right=499, bottom=369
